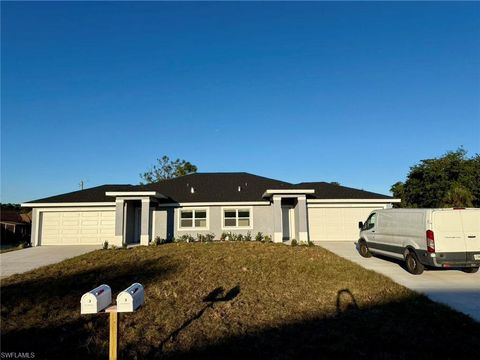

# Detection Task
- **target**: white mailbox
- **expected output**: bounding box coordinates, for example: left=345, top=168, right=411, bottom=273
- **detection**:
left=116, top=283, right=144, bottom=313
left=80, top=284, right=112, bottom=314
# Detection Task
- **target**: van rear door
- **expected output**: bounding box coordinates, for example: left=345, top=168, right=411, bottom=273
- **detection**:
left=460, top=210, right=480, bottom=262
left=432, top=210, right=467, bottom=262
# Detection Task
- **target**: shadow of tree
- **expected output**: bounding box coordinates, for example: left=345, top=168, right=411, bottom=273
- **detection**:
left=156, top=285, right=241, bottom=351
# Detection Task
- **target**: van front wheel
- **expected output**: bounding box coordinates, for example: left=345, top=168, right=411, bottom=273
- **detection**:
left=359, top=241, right=372, bottom=258
left=405, top=251, right=424, bottom=275
left=463, top=267, right=479, bottom=274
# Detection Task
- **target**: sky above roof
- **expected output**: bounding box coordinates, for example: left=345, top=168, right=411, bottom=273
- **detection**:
left=2, top=2, right=479, bottom=203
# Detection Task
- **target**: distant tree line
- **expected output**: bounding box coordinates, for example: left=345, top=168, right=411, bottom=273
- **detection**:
left=391, top=148, right=480, bottom=208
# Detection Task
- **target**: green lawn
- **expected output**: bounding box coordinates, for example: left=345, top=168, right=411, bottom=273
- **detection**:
left=1, top=242, right=479, bottom=359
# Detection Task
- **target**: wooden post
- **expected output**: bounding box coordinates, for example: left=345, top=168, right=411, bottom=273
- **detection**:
left=108, top=308, right=118, bottom=360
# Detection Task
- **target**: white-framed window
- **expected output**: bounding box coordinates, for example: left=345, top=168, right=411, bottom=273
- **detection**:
left=179, top=208, right=208, bottom=229
left=222, top=207, right=252, bottom=229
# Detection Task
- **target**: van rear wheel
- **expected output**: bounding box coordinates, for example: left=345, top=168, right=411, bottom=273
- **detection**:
left=359, top=241, right=372, bottom=258
left=463, top=267, right=479, bottom=274
left=405, top=251, right=424, bottom=275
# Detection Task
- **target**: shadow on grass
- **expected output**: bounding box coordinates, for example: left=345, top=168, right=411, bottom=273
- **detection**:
left=2, top=287, right=480, bottom=359
left=158, top=286, right=241, bottom=350
left=1, top=255, right=178, bottom=359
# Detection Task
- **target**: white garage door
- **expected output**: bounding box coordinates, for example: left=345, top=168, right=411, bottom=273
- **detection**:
left=308, top=207, right=382, bottom=241
left=40, top=211, right=116, bottom=245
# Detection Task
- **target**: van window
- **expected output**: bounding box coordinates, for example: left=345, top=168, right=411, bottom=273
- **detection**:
left=364, top=213, right=377, bottom=230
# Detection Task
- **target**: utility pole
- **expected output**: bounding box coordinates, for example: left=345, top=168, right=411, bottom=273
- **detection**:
left=79, top=180, right=84, bottom=190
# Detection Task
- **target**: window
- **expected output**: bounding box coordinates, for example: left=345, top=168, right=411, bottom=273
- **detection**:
left=363, top=213, right=376, bottom=230
left=180, top=209, right=207, bottom=229
left=223, top=208, right=251, bottom=228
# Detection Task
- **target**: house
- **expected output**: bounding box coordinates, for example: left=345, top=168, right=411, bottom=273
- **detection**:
left=1, top=210, right=32, bottom=244
left=21, top=173, right=400, bottom=246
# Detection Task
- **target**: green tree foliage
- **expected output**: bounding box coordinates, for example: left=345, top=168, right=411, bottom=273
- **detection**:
left=140, top=156, right=198, bottom=184
left=391, top=148, right=480, bottom=208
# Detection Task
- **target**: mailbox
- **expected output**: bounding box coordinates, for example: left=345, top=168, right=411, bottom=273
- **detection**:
left=80, top=284, right=112, bottom=314
left=116, top=283, right=144, bottom=312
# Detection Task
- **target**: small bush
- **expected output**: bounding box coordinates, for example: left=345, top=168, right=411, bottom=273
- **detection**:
left=291, top=239, right=298, bottom=247
left=205, top=233, right=215, bottom=242
left=264, top=235, right=272, bottom=243
left=255, top=232, right=264, bottom=242
left=220, top=232, right=229, bottom=241
left=236, top=234, right=244, bottom=242
left=150, top=237, right=167, bottom=246
left=102, top=241, right=109, bottom=250
left=111, top=245, right=118, bottom=250
left=175, top=234, right=194, bottom=243
left=244, top=231, right=252, bottom=241
left=122, top=242, right=128, bottom=249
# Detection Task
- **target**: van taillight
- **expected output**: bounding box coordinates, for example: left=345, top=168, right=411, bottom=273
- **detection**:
left=426, top=230, right=435, bottom=253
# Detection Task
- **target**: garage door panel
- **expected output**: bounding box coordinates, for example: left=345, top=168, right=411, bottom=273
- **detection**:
left=308, top=207, right=382, bottom=241
left=40, top=211, right=115, bottom=245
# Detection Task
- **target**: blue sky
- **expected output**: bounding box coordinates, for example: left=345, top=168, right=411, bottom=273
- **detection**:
left=2, top=2, right=479, bottom=203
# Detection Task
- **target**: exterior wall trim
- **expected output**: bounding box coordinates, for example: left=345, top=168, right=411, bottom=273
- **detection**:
left=160, top=201, right=271, bottom=207
left=22, top=202, right=116, bottom=207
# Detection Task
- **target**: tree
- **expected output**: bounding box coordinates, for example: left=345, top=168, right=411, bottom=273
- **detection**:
left=390, top=148, right=480, bottom=208
left=140, top=156, right=198, bottom=184
left=330, top=182, right=341, bottom=186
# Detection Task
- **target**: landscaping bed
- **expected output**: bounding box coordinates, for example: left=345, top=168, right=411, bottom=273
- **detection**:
left=1, top=242, right=479, bottom=359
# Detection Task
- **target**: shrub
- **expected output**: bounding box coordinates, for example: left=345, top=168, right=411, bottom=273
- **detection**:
left=175, top=234, right=194, bottom=243
left=255, top=232, right=264, bottom=242
left=197, top=234, right=206, bottom=242
left=122, top=242, right=128, bottom=249
left=220, top=232, right=229, bottom=241
left=264, top=235, right=272, bottom=243
left=111, top=245, right=118, bottom=250
left=244, top=231, right=252, bottom=241
left=150, top=237, right=167, bottom=246
left=291, top=239, right=298, bottom=247
left=205, top=233, right=215, bottom=242
left=102, top=241, right=109, bottom=250
left=236, top=234, right=244, bottom=242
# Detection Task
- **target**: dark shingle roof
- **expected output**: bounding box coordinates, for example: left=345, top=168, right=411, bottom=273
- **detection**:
left=27, top=185, right=134, bottom=203
left=295, top=182, right=392, bottom=200
left=25, top=173, right=393, bottom=204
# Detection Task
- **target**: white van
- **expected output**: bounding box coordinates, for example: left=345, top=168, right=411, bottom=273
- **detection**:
left=358, top=208, right=480, bottom=275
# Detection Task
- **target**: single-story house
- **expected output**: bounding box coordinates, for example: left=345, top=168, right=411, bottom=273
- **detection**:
left=21, top=172, right=400, bottom=246
left=1, top=210, right=32, bottom=244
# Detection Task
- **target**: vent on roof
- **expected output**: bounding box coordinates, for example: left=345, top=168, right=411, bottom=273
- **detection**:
left=238, top=186, right=242, bottom=192
left=190, top=186, right=195, bottom=194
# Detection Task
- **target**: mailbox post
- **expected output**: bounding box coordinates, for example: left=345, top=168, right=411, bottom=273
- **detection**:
left=80, top=283, right=144, bottom=360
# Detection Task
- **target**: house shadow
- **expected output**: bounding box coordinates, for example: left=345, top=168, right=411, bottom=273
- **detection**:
left=2, top=286, right=480, bottom=359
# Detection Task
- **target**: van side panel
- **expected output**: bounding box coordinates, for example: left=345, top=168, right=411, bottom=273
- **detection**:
left=373, top=210, right=426, bottom=253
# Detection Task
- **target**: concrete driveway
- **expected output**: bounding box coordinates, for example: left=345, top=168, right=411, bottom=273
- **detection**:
left=320, top=241, right=480, bottom=322
left=0, top=245, right=100, bottom=278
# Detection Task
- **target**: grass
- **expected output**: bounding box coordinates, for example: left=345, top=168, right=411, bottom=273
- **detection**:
left=0, top=244, right=27, bottom=254
left=1, top=242, right=479, bottom=359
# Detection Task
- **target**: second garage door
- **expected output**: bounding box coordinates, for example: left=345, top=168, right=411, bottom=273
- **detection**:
left=308, top=207, right=382, bottom=241
left=40, top=210, right=116, bottom=245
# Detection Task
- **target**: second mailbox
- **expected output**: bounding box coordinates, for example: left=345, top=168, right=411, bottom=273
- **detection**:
left=116, top=283, right=144, bottom=312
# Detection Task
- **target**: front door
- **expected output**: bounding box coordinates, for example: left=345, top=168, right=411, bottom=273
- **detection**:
left=282, top=206, right=295, bottom=241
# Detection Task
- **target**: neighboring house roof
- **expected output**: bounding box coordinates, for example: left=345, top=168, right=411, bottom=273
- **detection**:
left=24, top=172, right=394, bottom=204
left=0, top=210, right=32, bottom=224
